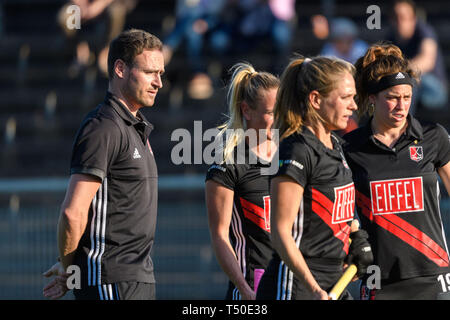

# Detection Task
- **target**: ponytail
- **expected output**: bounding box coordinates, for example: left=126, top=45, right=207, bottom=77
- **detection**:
left=217, top=62, right=279, bottom=163
left=275, top=55, right=355, bottom=140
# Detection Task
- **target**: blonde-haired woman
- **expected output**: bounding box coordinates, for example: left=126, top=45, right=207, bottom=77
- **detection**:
left=205, top=62, right=279, bottom=300
left=344, top=43, right=450, bottom=300
left=256, top=56, right=372, bottom=300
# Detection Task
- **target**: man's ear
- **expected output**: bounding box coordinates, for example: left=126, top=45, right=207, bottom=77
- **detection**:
left=114, top=59, right=127, bottom=79
left=241, top=101, right=252, bottom=121
left=368, top=94, right=376, bottom=105
left=309, top=90, right=322, bottom=111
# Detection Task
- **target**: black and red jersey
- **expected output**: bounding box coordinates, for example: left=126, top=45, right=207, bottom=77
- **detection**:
left=276, top=127, right=355, bottom=260
left=205, top=145, right=274, bottom=297
left=344, top=115, right=450, bottom=281
left=259, top=127, right=355, bottom=299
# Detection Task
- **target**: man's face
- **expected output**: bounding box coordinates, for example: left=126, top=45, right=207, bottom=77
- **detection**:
left=123, top=49, right=165, bottom=109
left=393, top=2, right=416, bottom=40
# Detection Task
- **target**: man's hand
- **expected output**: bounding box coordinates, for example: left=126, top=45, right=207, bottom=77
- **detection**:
left=43, top=262, right=70, bottom=299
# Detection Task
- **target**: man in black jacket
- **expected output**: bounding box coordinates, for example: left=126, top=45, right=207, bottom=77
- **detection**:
left=43, top=28, right=164, bottom=300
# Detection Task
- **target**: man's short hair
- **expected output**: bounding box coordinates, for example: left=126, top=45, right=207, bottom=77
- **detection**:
left=108, top=29, right=163, bottom=80
left=393, top=0, right=417, bottom=15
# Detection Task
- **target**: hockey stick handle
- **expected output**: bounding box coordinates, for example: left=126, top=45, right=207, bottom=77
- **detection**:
left=328, top=264, right=357, bottom=300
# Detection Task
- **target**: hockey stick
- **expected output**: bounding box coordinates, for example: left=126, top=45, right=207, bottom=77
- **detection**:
left=328, top=220, right=360, bottom=300
left=328, top=264, right=357, bottom=300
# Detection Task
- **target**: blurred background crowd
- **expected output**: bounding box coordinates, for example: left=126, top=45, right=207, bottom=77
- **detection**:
left=0, top=0, right=449, bottom=299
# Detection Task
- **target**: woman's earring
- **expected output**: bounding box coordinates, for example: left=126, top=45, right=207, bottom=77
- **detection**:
left=369, top=103, right=375, bottom=115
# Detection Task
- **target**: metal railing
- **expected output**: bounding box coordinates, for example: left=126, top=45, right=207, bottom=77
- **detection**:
left=0, top=176, right=449, bottom=299
left=0, top=175, right=227, bottom=300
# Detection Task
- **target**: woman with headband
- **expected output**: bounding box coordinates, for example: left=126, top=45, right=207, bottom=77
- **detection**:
left=205, top=62, right=279, bottom=300
left=344, top=43, right=450, bottom=299
left=256, top=56, right=373, bottom=300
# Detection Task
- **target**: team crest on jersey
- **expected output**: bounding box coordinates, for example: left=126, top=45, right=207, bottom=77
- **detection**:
left=409, top=146, right=423, bottom=162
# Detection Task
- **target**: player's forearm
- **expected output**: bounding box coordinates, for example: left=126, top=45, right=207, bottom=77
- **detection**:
left=411, top=39, right=437, bottom=73
left=57, top=207, right=88, bottom=270
left=211, top=236, right=253, bottom=295
left=411, top=56, right=435, bottom=74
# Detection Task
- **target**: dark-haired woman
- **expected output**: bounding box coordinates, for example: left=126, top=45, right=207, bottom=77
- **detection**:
left=344, top=43, right=450, bottom=300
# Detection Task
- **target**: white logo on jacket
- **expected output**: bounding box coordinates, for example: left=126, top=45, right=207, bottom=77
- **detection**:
left=133, top=148, right=141, bottom=159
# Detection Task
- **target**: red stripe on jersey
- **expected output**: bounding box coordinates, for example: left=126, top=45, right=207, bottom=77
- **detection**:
left=312, top=188, right=334, bottom=212
left=240, top=197, right=271, bottom=232
left=311, top=188, right=351, bottom=254
left=357, top=191, right=373, bottom=221
left=370, top=289, right=376, bottom=300
left=356, top=191, right=449, bottom=267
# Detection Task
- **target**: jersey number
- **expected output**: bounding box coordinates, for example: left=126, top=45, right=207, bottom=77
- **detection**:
left=437, top=273, right=450, bottom=292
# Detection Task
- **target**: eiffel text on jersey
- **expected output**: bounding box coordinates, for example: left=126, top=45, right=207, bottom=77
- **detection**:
left=332, top=183, right=355, bottom=224
left=370, top=177, right=424, bottom=215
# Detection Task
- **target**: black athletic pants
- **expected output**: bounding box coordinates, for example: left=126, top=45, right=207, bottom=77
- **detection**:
left=361, top=273, right=450, bottom=300
left=73, top=282, right=156, bottom=300
left=256, top=258, right=353, bottom=300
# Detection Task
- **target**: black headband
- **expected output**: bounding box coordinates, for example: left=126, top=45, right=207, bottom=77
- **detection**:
left=367, top=72, right=415, bottom=94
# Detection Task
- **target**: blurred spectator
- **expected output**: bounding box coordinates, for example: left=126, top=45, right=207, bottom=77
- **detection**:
left=211, top=0, right=296, bottom=75
left=387, top=0, right=448, bottom=113
left=268, top=0, right=296, bottom=73
left=320, top=17, right=368, bottom=64
left=311, top=14, right=329, bottom=40
left=320, top=17, right=366, bottom=136
left=311, top=0, right=335, bottom=40
left=58, top=0, right=138, bottom=78
left=162, top=0, right=226, bottom=99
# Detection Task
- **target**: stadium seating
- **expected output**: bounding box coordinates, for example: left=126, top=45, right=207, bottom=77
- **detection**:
left=0, top=0, right=449, bottom=299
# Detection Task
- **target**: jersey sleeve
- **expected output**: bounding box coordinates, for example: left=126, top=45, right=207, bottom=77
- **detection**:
left=205, top=163, right=239, bottom=190
left=434, top=124, right=450, bottom=168
left=276, top=137, right=312, bottom=188
left=70, top=117, right=121, bottom=180
left=418, top=21, right=437, bottom=41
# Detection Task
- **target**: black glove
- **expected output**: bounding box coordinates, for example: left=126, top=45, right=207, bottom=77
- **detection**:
left=345, top=229, right=374, bottom=278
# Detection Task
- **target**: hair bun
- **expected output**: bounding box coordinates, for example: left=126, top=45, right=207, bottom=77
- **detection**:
left=362, top=43, right=404, bottom=67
